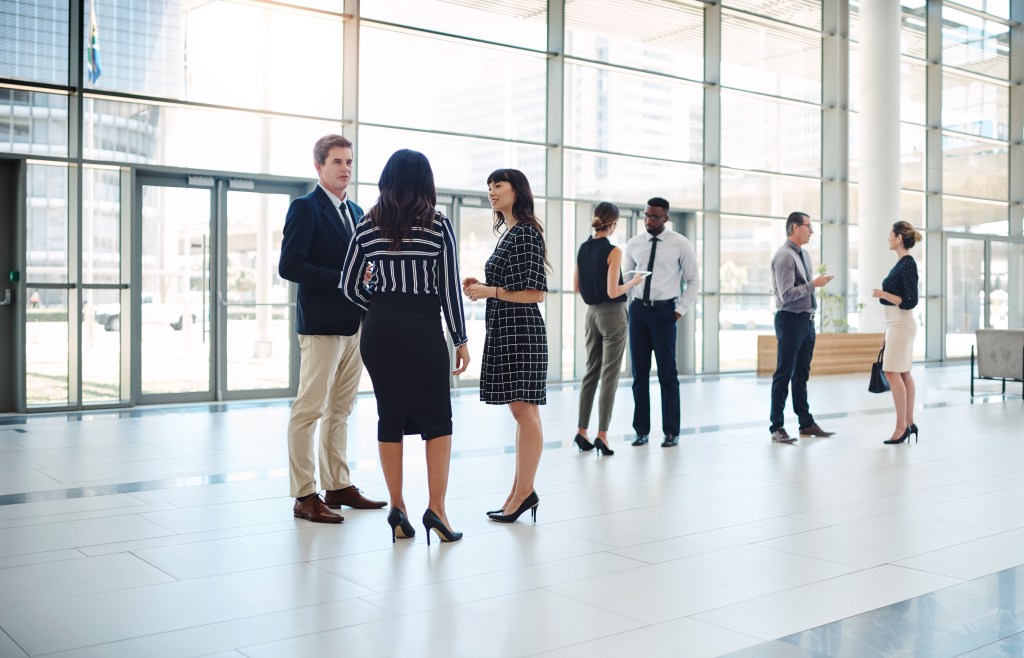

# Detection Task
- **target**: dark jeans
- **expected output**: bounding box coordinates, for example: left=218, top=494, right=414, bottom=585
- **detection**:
left=770, top=310, right=816, bottom=432
left=629, top=301, right=680, bottom=436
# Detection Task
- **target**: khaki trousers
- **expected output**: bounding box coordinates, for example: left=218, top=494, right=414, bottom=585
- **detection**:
left=577, top=303, right=628, bottom=431
left=287, top=330, right=363, bottom=498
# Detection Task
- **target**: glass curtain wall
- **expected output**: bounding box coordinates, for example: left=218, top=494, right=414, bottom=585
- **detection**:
left=718, top=3, right=822, bottom=370
left=2, top=0, right=1022, bottom=409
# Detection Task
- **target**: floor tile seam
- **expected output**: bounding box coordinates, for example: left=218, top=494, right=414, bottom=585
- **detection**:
left=121, top=525, right=305, bottom=559
left=0, top=503, right=171, bottom=528
left=512, top=524, right=620, bottom=551
left=118, top=558, right=378, bottom=599
left=533, top=486, right=762, bottom=514
left=690, top=561, right=972, bottom=641
left=540, top=586, right=653, bottom=628
left=22, top=595, right=376, bottom=658
left=709, top=482, right=949, bottom=518
left=885, top=560, right=977, bottom=583
left=762, top=500, right=992, bottom=541
left=697, top=575, right=958, bottom=652
left=887, top=527, right=1024, bottom=571
left=72, top=522, right=310, bottom=557
left=0, top=562, right=187, bottom=612
left=747, top=540, right=866, bottom=571
left=0, top=548, right=89, bottom=573
left=952, top=639, right=1009, bottom=658
left=605, top=518, right=829, bottom=566
left=0, top=626, right=27, bottom=658
left=908, top=486, right=1024, bottom=521
left=352, top=556, right=650, bottom=619
left=899, top=505, right=1024, bottom=535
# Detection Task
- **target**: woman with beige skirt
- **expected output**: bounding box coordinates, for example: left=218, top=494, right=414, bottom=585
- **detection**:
left=872, top=221, right=922, bottom=445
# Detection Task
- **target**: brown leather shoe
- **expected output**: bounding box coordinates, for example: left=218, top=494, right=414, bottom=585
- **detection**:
left=324, top=485, right=387, bottom=510
left=799, top=423, right=836, bottom=437
left=293, top=494, right=343, bottom=523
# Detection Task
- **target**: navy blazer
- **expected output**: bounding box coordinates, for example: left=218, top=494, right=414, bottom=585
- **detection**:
left=279, top=186, right=365, bottom=336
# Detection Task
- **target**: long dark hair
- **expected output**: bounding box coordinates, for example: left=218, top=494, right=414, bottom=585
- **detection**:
left=486, top=168, right=551, bottom=272
left=367, top=149, right=437, bottom=250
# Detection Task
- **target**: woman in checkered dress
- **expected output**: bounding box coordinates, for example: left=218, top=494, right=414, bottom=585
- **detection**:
left=463, top=168, right=549, bottom=524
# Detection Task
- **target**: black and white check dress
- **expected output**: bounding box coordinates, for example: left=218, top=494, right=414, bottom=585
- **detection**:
left=480, top=222, right=548, bottom=405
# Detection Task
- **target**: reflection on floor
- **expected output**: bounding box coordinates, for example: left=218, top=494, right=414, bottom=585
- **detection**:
left=0, top=364, right=1021, bottom=657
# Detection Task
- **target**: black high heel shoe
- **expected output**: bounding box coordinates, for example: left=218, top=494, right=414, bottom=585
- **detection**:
left=422, top=509, right=462, bottom=545
left=387, top=508, right=415, bottom=543
left=909, top=423, right=919, bottom=443
left=884, top=427, right=912, bottom=445
left=488, top=491, right=539, bottom=523
left=594, top=438, right=614, bottom=457
left=574, top=433, right=595, bottom=452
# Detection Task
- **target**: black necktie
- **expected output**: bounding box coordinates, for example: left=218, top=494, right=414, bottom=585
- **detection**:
left=642, top=236, right=658, bottom=303
left=338, top=202, right=352, bottom=237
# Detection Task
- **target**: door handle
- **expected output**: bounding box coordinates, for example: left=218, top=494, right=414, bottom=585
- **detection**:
left=0, top=289, right=10, bottom=306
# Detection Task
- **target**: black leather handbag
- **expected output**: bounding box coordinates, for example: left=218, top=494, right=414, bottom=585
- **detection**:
left=869, top=348, right=890, bottom=394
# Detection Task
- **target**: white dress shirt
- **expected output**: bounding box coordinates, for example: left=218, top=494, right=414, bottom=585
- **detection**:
left=623, top=228, right=700, bottom=317
left=318, top=183, right=355, bottom=289
left=318, top=183, right=354, bottom=234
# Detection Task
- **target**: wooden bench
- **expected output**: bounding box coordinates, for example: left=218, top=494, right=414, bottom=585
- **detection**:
left=757, top=333, right=884, bottom=376
left=971, top=329, right=1024, bottom=398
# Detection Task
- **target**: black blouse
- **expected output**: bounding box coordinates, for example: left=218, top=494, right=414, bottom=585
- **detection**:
left=577, top=237, right=626, bottom=305
left=880, top=255, right=919, bottom=310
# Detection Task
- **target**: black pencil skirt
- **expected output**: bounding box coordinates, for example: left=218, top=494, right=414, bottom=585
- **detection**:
left=360, top=292, right=452, bottom=442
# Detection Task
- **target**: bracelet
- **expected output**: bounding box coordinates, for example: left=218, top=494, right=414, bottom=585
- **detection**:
left=495, top=286, right=500, bottom=300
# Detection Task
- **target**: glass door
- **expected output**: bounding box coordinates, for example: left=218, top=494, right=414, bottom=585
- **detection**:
left=222, top=188, right=294, bottom=397
left=24, top=163, right=74, bottom=409
left=136, top=175, right=305, bottom=403
left=138, top=183, right=214, bottom=400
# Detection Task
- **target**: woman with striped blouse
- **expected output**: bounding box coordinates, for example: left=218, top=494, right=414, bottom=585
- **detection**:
left=341, top=149, right=469, bottom=545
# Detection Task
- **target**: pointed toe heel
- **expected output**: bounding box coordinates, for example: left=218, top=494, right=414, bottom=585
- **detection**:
left=387, top=508, right=415, bottom=543
left=909, top=423, right=919, bottom=443
left=883, top=427, right=912, bottom=445
left=594, top=438, right=614, bottom=457
left=488, top=492, right=539, bottom=523
left=574, top=434, right=594, bottom=452
left=423, top=509, right=462, bottom=546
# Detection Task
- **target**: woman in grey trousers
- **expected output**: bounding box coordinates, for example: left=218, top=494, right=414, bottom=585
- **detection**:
left=572, top=202, right=644, bottom=456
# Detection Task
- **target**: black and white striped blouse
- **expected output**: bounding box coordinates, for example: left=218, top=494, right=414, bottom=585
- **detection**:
left=341, top=212, right=468, bottom=346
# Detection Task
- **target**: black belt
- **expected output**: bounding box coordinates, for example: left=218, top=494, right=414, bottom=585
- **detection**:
left=634, top=298, right=676, bottom=307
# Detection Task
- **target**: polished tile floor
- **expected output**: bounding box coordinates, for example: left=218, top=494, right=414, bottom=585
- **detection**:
left=0, top=364, right=1022, bottom=657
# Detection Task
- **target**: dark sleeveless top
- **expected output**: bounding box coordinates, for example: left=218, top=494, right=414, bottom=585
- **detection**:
left=577, top=236, right=626, bottom=305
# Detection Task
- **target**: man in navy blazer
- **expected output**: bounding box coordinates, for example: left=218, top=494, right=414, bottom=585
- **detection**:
left=279, top=134, right=385, bottom=523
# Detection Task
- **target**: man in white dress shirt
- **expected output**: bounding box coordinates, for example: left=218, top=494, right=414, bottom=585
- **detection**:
left=623, top=197, right=699, bottom=448
left=278, top=134, right=386, bottom=523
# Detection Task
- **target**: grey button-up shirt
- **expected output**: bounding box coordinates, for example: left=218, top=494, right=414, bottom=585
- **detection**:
left=771, top=239, right=816, bottom=313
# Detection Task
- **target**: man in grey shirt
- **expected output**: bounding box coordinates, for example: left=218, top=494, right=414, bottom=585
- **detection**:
left=769, top=212, right=836, bottom=443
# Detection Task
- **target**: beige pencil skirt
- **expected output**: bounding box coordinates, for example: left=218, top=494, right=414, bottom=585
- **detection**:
left=882, top=305, right=916, bottom=372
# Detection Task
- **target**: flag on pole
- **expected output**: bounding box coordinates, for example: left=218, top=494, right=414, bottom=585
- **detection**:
left=87, top=2, right=102, bottom=84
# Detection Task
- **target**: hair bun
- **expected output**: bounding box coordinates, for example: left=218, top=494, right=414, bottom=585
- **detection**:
left=591, top=218, right=604, bottom=229
left=914, top=230, right=923, bottom=242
